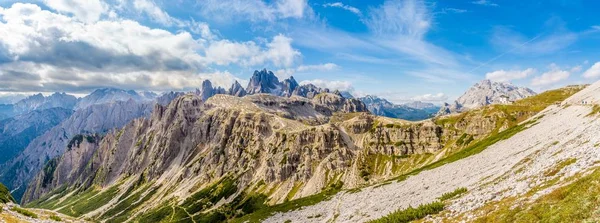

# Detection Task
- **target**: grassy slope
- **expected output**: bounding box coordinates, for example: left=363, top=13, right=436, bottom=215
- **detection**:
left=0, top=183, right=15, bottom=203
left=25, top=86, right=584, bottom=222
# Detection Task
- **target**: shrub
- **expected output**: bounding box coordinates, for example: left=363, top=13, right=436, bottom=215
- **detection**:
left=11, top=206, right=38, bottom=219
left=367, top=201, right=444, bottom=223
left=49, top=215, right=62, bottom=221
left=438, top=187, right=468, bottom=201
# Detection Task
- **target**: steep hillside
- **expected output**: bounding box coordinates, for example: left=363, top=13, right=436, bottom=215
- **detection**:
left=21, top=85, right=581, bottom=223
left=264, top=83, right=597, bottom=222
left=0, top=108, right=73, bottom=165
left=0, top=100, right=153, bottom=202
left=0, top=183, right=14, bottom=204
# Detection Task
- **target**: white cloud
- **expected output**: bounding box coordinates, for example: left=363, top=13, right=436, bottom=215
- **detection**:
left=42, top=0, right=107, bottom=23
left=570, top=65, right=582, bottom=73
left=583, top=62, right=600, bottom=79
left=411, top=93, right=448, bottom=102
left=197, top=0, right=309, bottom=23
left=366, top=0, right=431, bottom=38
left=275, top=63, right=339, bottom=79
left=132, top=0, right=180, bottom=26
left=299, top=79, right=353, bottom=91
left=442, top=8, right=467, bottom=14
left=204, top=34, right=300, bottom=67
left=323, top=2, right=361, bottom=15
left=485, top=68, right=536, bottom=82
left=531, top=64, right=570, bottom=86
left=471, top=0, right=498, bottom=7
left=491, top=26, right=577, bottom=55
left=0, top=3, right=301, bottom=93
left=296, top=63, right=339, bottom=72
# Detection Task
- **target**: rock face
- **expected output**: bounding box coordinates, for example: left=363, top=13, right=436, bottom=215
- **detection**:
left=438, top=80, right=536, bottom=115
left=359, top=95, right=439, bottom=121
left=228, top=80, right=247, bottom=97
left=0, top=108, right=73, bottom=165
left=195, top=80, right=227, bottom=101
left=22, top=93, right=448, bottom=220
left=246, top=69, right=283, bottom=95
left=1, top=100, right=153, bottom=202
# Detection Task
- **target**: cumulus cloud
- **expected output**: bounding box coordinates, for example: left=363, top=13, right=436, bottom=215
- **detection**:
left=411, top=93, right=448, bottom=102
left=42, top=0, right=107, bottom=23
left=323, top=2, right=361, bottom=15
left=531, top=64, right=570, bottom=86
left=485, top=68, right=536, bottom=82
left=299, top=79, right=353, bottom=91
left=197, top=0, right=309, bottom=23
left=583, top=62, right=600, bottom=79
left=205, top=34, right=300, bottom=67
left=0, top=3, right=302, bottom=93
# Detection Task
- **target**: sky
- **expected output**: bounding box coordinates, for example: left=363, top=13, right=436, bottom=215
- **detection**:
left=0, top=0, right=600, bottom=104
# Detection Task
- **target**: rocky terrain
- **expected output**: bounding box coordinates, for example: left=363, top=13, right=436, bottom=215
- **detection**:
left=359, top=95, right=439, bottom=121
left=0, top=93, right=77, bottom=119
left=17, top=81, right=582, bottom=223
left=74, top=88, right=157, bottom=110
left=0, top=100, right=154, bottom=202
left=438, top=80, right=536, bottom=115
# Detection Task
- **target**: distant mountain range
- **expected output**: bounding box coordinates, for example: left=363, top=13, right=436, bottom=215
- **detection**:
left=357, top=95, right=439, bottom=121
left=438, top=79, right=536, bottom=115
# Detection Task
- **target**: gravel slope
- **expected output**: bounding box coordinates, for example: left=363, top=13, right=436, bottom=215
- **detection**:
left=266, top=81, right=600, bottom=223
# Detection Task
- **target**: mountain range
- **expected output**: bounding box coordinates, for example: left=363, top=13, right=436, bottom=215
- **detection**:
left=0, top=69, right=596, bottom=223
left=358, top=95, right=439, bottom=121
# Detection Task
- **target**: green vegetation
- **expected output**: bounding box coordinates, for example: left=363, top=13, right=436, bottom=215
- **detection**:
left=587, top=104, right=600, bottom=117
left=57, top=185, right=120, bottom=217
left=471, top=167, right=600, bottom=222
left=231, top=183, right=343, bottom=223
left=67, top=134, right=97, bottom=150
left=544, top=158, right=577, bottom=177
left=103, top=185, right=159, bottom=223
left=0, top=183, right=16, bottom=203
left=438, top=187, right=468, bottom=201
left=366, top=201, right=444, bottom=223
left=11, top=206, right=38, bottom=218
left=49, top=215, right=62, bottom=221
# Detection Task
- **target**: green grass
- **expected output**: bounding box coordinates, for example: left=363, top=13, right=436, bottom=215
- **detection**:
left=102, top=185, right=158, bottom=222
left=49, top=215, right=62, bottom=221
left=472, top=167, right=600, bottom=223
left=54, top=184, right=120, bottom=217
left=11, top=206, right=38, bottom=218
left=438, top=187, right=468, bottom=201
left=231, top=185, right=342, bottom=223
left=366, top=201, right=444, bottom=223
left=0, top=183, right=15, bottom=203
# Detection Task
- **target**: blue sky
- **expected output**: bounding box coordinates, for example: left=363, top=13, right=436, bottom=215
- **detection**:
left=0, top=0, right=600, bottom=103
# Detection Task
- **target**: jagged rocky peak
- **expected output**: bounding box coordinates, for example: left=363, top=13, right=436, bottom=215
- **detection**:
left=195, top=80, right=227, bottom=101
left=246, top=69, right=282, bottom=95
left=281, top=76, right=299, bottom=97
left=228, top=80, right=247, bottom=97
left=458, top=79, right=536, bottom=109
left=155, top=91, right=185, bottom=106
left=438, top=79, right=536, bottom=116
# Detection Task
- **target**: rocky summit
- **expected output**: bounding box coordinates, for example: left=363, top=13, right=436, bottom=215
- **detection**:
left=438, top=79, right=536, bottom=115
